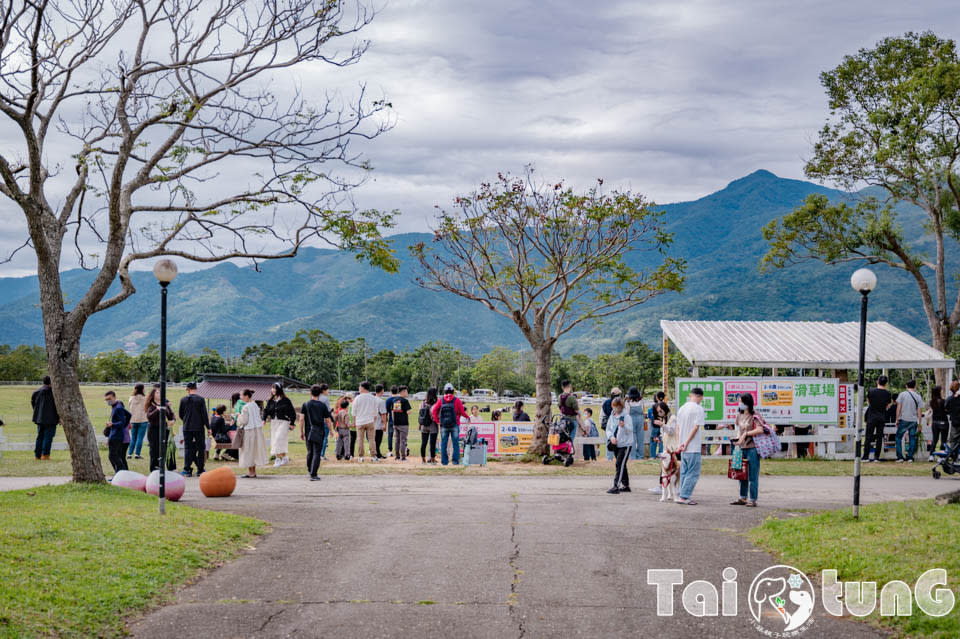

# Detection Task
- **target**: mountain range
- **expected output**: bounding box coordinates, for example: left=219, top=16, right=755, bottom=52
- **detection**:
left=0, top=170, right=940, bottom=357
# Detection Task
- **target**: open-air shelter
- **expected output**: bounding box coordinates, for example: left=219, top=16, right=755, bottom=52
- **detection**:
left=660, top=320, right=956, bottom=459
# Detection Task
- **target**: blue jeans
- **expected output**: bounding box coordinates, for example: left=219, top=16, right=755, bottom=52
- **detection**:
left=738, top=447, right=760, bottom=502
left=649, top=427, right=662, bottom=458
left=440, top=428, right=460, bottom=465
left=320, top=425, right=329, bottom=458
left=679, top=452, right=702, bottom=500
left=128, top=422, right=148, bottom=456
left=630, top=421, right=646, bottom=459
left=34, top=423, right=56, bottom=458
left=895, top=420, right=918, bottom=460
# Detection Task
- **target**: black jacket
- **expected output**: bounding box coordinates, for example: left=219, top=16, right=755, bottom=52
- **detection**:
left=147, top=401, right=174, bottom=429
left=946, top=395, right=960, bottom=425
left=264, top=396, right=296, bottom=423
left=178, top=394, right=210, bottom=432
left=31, top=385, right=59, bottom=425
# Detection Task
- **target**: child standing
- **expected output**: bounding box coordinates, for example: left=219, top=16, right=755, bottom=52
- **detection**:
left=335, top=398, right=352, bottom=461
left=581, top=407, right=598, bottom=461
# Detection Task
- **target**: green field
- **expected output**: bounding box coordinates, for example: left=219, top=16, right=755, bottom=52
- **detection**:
left=753, top=500, right=960, bottom=639
left=0, top=384, right=935, bottom=478
left=0, top=483, right=265, bottom=639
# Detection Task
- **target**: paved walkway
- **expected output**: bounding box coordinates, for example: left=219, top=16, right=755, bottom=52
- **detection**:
left=4, top=474, right=950, bottom=638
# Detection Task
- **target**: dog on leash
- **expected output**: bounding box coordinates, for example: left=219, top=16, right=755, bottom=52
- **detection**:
left=659, top=416, right=681, bottom=502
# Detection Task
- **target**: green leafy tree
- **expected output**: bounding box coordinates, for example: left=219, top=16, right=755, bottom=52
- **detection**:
left=762, top=32, right=960, bottom=386
left=410, top=341, right=461, bottom=391
left=413, top=170, right=684, bottom=453
left=473, top=347, right=518, bottom=395
left=191, top=348, right=227, bottom=379
left=0, top=345, right=47, bottom=381
left=90, top=350, right=137, bottom=383
left=624, top=340, right=663, bottom=394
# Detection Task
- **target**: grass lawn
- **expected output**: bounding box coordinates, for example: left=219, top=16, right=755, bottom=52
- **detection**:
left=0, top=483, right=265, bottom=639
left=752, top=500, right=960, bottom=639
left=0, top=383, right=937, bottom=478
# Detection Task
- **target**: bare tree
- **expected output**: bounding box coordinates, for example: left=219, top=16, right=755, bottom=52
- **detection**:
left=412, top=170, right=685, bottom=454
left=0, top=0, right=396, bottom=481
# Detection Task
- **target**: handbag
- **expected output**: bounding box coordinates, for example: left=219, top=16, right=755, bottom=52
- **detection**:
left=233, top=427, right=245, bottom=449
left=728, top=457, right=749, bottom=481
left=103, top=425, right=111, bottom=438
left=753, top=415, right=781, bottom=459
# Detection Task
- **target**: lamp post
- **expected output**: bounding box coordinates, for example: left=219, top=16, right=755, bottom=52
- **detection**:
left=850, top=267, right=877, bottom=519
left=153, top=259, right=178, bottom=515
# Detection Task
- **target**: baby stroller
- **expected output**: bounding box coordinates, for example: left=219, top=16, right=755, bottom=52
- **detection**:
left=542, top=415, right=575, bottom=467
left=931, top=445, right=959, bottom=479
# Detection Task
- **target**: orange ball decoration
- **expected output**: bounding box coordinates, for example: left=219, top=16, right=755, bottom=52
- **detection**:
left=198, top=465, right=237, bottom=498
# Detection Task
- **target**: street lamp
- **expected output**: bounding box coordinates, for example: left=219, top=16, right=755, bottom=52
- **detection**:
left=153, top=259, right=178, bottom=515
left=850, top=267, right=877, bottom=519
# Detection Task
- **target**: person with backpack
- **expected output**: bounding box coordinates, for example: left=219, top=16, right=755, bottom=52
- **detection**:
left=103, top=390, right=131, bottom=475
left=558, top=379, right=582, bottom=451
left=299, top=384, right=334, bottom=481
left=431, top=383, right=468, bottom=466
left=928, top=385, right=949, bottom=461
left=419, top=387, right=440, bottom=463
left=729, top=393, right=765, bottom=507
left=647, top=391, right=667, bottom=458
left=895, top=379, right=924, bottom=463
left=625, top=386, right=645, bottom=460
left=606, top=397, right=633, bottom=494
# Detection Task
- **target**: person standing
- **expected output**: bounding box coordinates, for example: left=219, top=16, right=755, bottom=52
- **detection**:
left=334, top=398, right=353, bottom=460
left=432, top=383, right=468, bottom=466
left=512, top=400, right=530, bottom=422
left=895, top=379, right=923, bottom=463
left=581, top=407, right=598, bottom=461
left=300, top=385, right=334, bottom=481
left=386, top=385, right=399, bottom=457
left=558, top=380, right=581, bottom=452
left=601, top=387, right=622, bottom=461
left=606, top=397, right=633, bottom=494
left=145, top=385, right=175, bottom=472
left=374, top=384, right=388, bottom=459
left=314, top=384, right=332, bottom=461
left=647, top=391, right=667, bottom=458
left=264, top=383, right=296, bottom=468
left=945, top=381, right=960, bottom=453
left=125, top=383, right=149, bottom=460
left=929, top=386, right=949, bottom=461
left=178, top=381, right=210, bottom=477
left=675, top=388, right=706, bottom=506
left=419, top=387, right=440, bottom=463
left=237, top=389, right=269, bottom=477
left=391, top=386, right=412, bottom=461
left=352, top=381, right=379, bottom=462
left=31, top=376, right=59, bottom=461
left=103, top=391, right=131, bottom=475
left=861, top=376, right=892, bottom=462
left=626, top=387, right=646, bottom=460
left=730, top=393, right=764, bottom=507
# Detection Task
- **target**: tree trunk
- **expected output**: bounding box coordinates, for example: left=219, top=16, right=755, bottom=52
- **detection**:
left=529, top=344, right=552, bottom=456
left=931, top=324, right=954, bottom=389
left=45, top=320, right=106, bottom=483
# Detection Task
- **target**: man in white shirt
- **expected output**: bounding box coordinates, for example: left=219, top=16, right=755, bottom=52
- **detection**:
left=675, top=387, right=706, bottom=505
left=374, top=384, right=388, bottom=459
left=351, top=381, right=380, bottom=462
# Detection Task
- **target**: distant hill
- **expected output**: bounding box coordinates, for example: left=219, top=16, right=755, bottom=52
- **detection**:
left=0, top=170, right=941, bottom=356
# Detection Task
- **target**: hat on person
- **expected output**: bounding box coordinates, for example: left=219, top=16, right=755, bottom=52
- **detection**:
left=627, top=386, right=641, bottom=401
left=185, top=381, right=197, bottom=389
left=610, top=386, right=622, bottom=397
left=443, top=383, right=455, bottom=392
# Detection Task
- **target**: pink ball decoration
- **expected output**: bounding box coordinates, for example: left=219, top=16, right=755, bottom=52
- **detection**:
left=145, top=469, right=186, bottom=501
left=111, top=470, right=147, bottom=492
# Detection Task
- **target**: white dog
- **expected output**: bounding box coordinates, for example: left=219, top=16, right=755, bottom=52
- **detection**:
left=659, top=416, right=681, bottom=502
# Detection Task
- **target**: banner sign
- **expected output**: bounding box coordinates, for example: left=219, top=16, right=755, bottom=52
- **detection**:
left=455, top=421, right=535, bottom=454
left=676, top=377, right=840, bottom=424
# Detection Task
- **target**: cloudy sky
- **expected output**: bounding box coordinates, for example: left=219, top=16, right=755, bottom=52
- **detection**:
left=1, top=0, right=957, bottom=276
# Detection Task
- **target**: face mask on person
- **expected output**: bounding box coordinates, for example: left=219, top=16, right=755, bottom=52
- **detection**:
left=738, top=403, right=746, bottom=414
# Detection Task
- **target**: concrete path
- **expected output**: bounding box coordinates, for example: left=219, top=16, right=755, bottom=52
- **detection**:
left=3, top=474, right=950, bottom=638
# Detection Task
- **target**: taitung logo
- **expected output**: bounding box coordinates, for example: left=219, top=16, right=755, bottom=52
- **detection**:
left=748, top=564, right=815, bottom=636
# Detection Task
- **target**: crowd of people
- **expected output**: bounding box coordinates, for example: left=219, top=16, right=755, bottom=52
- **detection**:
left=24, top=374, right=960, bottom=505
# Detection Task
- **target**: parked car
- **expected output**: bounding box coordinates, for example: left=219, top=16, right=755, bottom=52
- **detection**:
left=501, top=389, right=520, bottom=398
left=413, top=391, right=427, bottom=401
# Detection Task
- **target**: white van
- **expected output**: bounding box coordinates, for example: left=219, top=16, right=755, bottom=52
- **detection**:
left=471, top=388, right=497, bottom=400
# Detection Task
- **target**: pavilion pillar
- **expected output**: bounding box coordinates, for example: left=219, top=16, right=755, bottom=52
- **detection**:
left=662, top=331, right=670, bottom=398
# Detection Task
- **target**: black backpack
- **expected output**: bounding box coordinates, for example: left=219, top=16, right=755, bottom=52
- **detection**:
left=418, top=403, right=432, bottom=427
left=439, top=397, right=457, bottom=428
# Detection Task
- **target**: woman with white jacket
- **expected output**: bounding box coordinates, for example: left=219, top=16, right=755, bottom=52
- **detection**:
left=236, top=389, right=269, bottom=478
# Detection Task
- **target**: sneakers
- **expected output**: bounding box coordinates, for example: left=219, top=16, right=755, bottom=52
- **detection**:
left=280, top=456, right=290, bottom=466
left=906, top=458, right=914, bottom=463
left=309, top=476, right=321, bottom=481
left=606, top=487, right=620, bottom=495
left=929, top=455, right=936, bottom=462
left=135, top=455, right=143, bottom=460
left=180, top=470, right=193, bottom=477
left=648, top=486, right=662, bottom=494
left=357, top=457, right=364, bottom=463
left=896, top=458, right=905, bottom=463
left=273, top=458, right=282, bottom=468
left=619, top=486, right=631, bottom=493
